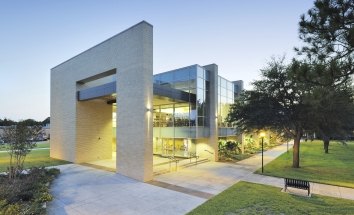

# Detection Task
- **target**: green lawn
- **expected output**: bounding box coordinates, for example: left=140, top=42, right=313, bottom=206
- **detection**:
left=35, top=140, right=50, bottom=148
left=188, top=181, right=354, bottom=215
left=0, top=148, right=70, bottom=172
left=0, top=140, right=50, bottom=150
left=256, top=140, right=354, bottom=188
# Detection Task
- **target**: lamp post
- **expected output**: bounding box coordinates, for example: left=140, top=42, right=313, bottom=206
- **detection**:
left=260, top=132, right=266, bottom=173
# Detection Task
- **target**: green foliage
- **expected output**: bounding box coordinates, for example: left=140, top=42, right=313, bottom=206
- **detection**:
left=243, top=135, right=259, bottom=154
left=227, top=58, right=312, bottom=167
left=243, top=132, right=285, bottom=154
left=0, top=118, right=47, bottom=127
left=1, top=122, right=42, bottom=179
left=258, top=141, right=354, bottom=188
left=41, top=117, right=50, bottom=126
left=297, top=0, right=354, bottom=61
left=294, top=59, right=354, bottom=152
left=295, top=1, right=354, bottom=151
left=218, top=140, right=241, bottom=161
left=227, top=58, right=311, bottom=134
left=20, top=119, right=41, bottom=126
left=0, top=148, right=71, bottom=172
left=296, top=0, right=354, bottom=90
left=0, top=167, right=60, bottom=215
left=307, top=83, right=354, bottom=151
left=0, top=118, right=16, bottom=126
left=188, top=181, right=354, bottom=215
left=1, top=203, right=21, bottom=215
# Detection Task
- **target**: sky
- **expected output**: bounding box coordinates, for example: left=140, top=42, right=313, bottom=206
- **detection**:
left=0, top=0, right=314, bottom=121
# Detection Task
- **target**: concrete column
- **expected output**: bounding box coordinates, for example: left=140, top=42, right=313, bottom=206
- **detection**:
left=116, top=22, right=153, bottom=182
left=203, top=64, right=219, bottom=161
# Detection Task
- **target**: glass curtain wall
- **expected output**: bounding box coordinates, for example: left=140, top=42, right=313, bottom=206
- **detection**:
left=153, top=65, right=209, bottom=157
left=153, top=103, right=196, bottom=157
left=196, top=67, right=210, bottom=127
left=217, top=76, right=234, bottom=128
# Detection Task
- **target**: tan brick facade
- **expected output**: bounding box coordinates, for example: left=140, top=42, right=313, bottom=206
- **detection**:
left=50, top=21, right=153, bottom=181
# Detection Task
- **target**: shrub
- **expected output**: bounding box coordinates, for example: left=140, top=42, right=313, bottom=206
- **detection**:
left=218, top=140, right=241, bottom=160
left=2, top=203, right=21, bottom=215
left=0, top=167, right=60, bottom=215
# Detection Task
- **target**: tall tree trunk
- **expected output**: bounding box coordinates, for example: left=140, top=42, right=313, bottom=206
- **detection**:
left=323, top=136, right=330, bottom=153
left=292, top=130, right=302, bottom=168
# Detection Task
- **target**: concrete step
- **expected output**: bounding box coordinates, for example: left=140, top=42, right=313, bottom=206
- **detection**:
left=153, top=158, right=210, bottom=176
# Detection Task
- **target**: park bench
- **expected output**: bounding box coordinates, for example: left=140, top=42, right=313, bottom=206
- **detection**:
left=284, top=178, right=311, bottom=196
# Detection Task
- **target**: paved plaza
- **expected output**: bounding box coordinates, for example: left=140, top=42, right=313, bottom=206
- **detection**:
left=48, top=164, right=206, bottom=215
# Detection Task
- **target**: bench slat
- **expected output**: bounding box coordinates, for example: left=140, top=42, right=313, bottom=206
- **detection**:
left=284, top=178, right=310, bottom=196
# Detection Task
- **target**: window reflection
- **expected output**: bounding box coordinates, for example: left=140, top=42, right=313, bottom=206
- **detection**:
left=218, top=76, right=235, bottom=128
left=153, top=65, right=213, bottom=130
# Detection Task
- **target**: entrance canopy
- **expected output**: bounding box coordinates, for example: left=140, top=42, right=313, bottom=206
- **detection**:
left=77, top=81, right=196, bottom=104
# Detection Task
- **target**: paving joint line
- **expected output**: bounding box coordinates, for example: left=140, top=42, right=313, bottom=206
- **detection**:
left=147, top=180, right=215, bottom=200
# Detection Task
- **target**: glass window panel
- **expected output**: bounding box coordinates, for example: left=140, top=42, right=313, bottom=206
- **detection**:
left=221, top=78, right=227, bottom=88
left=221, top=96, right=227, bottom=103
left=190, top=79, right=196, bottom=88
left=197, top=88, right=204, bottom=105
left=221, top=87, right=227, bottom=97
left=204, top=115, right=209, bottom=126
left=227, top=90, right=234, bottom=99
left=197, top=88, right=204, bottom=117
left=174, top=69, right=189, bottom=81
left=174, top=80, right=190, bottom=90
left=160, top=104, right=174, bottom=127
left=205, top=70, right=210, bottom=81
left=197, top=67, right=204, bottom=78
left=160, top=72, right=173, bottom=85
left=227, top=81, right=233, bottom=91
left=205, top=81, right=210, bottom=91
left=153, top=75, right=160, bottom=84
left=197, top=105, right=204, bottom=116
left=190, top=88, right=196, bottom=95
left=190, top=103, right=196, bottom=126
left=174, top=104, right=190, bottom=127
left=197, top=117, right=204, bottom=127
left=204, top=90, right=210, bottom=116
left=197, top=77, right=204, bottom=89
left=189, top=68, right=197, bottom=80
left=153, top=107, right=160, bottom=127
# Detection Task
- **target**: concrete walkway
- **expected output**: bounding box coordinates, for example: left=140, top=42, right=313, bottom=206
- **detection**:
left=155, top=142, right=354, bottom=201
left=154, top=142, right=292, bottom=195
left=48, top=164, right=206, bottom=215
left=48, top=142, right=354, bottom=214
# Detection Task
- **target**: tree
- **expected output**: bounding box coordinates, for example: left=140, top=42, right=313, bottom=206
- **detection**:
left=227, top=58, right=311, bottom=168
left=42, top=117, right=50, bottom=126
left=297, top=0, right=354, bottom=61
left=296, top=0, right=354, bottom=83
left=305, top=80, right=354, bottom=153
left=20, top=119, right=41, bottom=126
left=0, top=118, right=16, bottom=126
left=295, top=58, right=354, bottom=153
left=1, top=121, right=42, bottom=179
